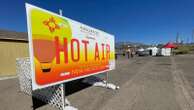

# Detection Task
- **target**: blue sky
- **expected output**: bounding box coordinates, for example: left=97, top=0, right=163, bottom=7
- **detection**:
left=1, top=0, right=194, bottom=44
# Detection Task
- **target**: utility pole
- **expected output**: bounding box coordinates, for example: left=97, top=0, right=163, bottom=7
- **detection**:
left=187, top=37, right=189, bottom=44
left=176, top=32, right=180, bottom=44
left=192, top=30, right=194, bottom=43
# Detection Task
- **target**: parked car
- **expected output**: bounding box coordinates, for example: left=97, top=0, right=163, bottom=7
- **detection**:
left=137, top=50, right=150, bottom=56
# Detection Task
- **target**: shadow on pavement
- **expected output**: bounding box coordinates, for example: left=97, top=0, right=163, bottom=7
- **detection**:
left=65, top=79, right=92, bottom=96
left=31, top=79, right=92, bottom=109
left=32, top=97, right=47, bottom=110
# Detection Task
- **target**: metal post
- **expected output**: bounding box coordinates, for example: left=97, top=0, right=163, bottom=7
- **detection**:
left=106, top=72, right=108, bottom=87
left=59, top=9, right=66, bottom=109
left=63, top=83, right=66, bottom=106
left=59, top=9, right=63, bottom=16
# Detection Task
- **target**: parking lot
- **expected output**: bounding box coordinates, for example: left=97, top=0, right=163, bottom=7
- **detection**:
left=0, top=55, right=194, bottom=110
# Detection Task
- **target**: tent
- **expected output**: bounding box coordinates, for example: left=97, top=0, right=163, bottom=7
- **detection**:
left=146, top=47, right=158, bottom=56
left=160, top=42, right=177, bottom=56
left=163, top=42, right=177, bottom=48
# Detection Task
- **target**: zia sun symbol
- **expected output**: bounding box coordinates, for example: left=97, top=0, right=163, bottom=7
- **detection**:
left=43, top=17, right=60, bottom=33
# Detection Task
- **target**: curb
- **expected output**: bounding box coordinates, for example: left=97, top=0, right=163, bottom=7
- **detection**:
left=0, top=76, right=17, bottom=81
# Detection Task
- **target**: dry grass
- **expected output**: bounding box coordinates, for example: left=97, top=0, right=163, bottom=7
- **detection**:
left=173, top=45, right=194, bottom=55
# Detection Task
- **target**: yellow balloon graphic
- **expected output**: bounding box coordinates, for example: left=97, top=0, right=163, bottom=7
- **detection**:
left=31, top=8, right=72, bottom=72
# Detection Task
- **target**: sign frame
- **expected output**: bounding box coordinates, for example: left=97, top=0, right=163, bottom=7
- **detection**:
left=26, top=3, right=115, bottom=90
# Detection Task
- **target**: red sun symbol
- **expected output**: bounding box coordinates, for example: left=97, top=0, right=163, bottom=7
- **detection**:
left=43, top=17, right=60, bottom=33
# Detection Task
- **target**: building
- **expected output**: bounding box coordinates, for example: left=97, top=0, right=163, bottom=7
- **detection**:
left=0, top=29, right=29, bottom=76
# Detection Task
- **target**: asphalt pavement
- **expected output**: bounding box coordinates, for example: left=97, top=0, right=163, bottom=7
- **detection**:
left=0, top=55, right=194, bottom=110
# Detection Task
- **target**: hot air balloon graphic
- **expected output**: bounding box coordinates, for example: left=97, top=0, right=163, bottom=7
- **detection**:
left=33, top=16, right=60, bottom=73
left=33, top=39, right=56, bottom=72
left=31, top=7, right=72, bottom=73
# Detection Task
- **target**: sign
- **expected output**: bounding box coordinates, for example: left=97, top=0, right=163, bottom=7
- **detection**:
left=26, top=3, right=115, bottom=90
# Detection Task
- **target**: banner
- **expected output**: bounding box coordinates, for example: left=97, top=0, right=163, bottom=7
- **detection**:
left=26, top=3, right=115, bottom=90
